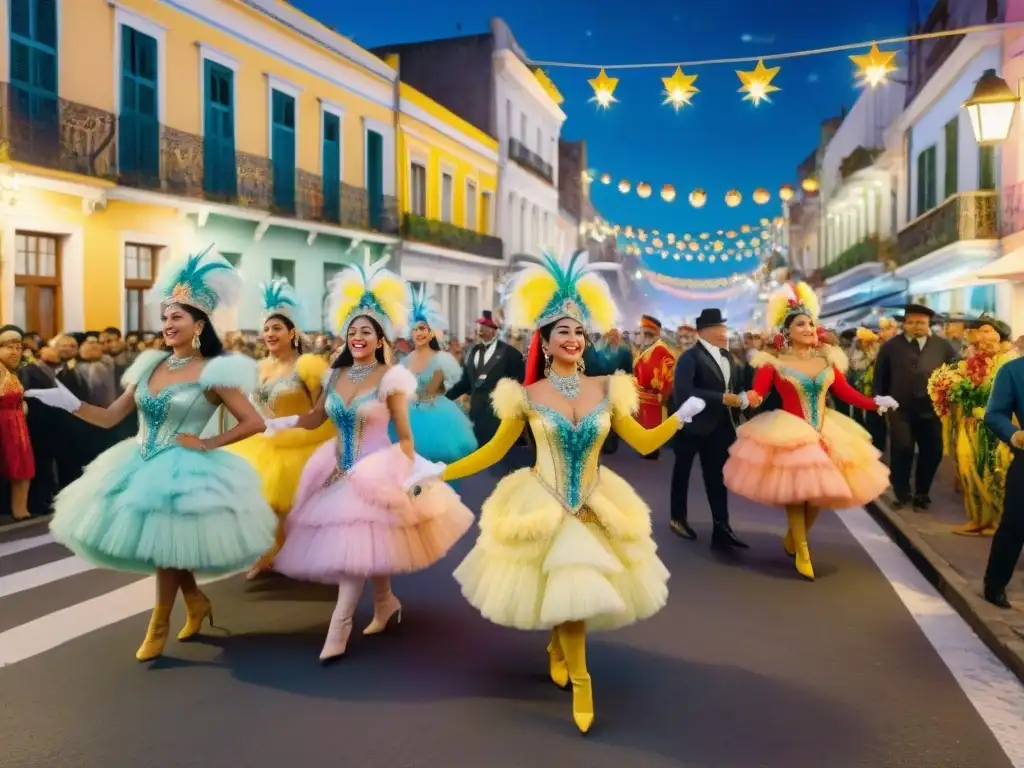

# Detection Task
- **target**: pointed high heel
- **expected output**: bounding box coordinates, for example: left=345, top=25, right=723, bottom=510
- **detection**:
left=557, top=622, right=594, bottom=734
left=364, top=577, right=402, bottom=635
left=320, top=616, right=353, bottom=663
left=794, top=542, right=815, bottom=581
left=136, top=605, right=172, bottom=662
left=178, top=590, right=214, bottom=641
left=547, top=630, right=569, bottom=689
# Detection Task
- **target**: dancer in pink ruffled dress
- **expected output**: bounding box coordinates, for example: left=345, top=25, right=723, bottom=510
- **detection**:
left=266, top=254, right=473, bottom=662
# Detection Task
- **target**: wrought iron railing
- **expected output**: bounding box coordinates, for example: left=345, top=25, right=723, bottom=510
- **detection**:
left=402, top=213, right=503, bottom=260
left=508, top=138, right=553, bottom=183
left=0, top=82, right=398, bottom=235
left=895, top=191, right=998, bottom=266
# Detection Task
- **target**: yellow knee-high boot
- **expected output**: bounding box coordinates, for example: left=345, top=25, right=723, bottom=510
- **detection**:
left=557, top=621, right=594, bottom=734
left=547, top=629, right=569, bottom=689
left=785, top=504, right=814, bottom=580
left=785, top=504, right=820, bottom=556
left=805, top=505, right=821, bottom=532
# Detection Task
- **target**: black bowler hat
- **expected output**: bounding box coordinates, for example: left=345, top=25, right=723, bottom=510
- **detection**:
left=696, top=308, right=727, bottom=330
left=900, top=303, right=935, bottom=319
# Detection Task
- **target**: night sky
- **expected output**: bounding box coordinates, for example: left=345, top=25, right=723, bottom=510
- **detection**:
left=291, top=0, right=917, bottom=298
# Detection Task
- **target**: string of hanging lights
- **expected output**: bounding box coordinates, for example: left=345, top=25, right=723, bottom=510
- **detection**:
left=525, top=23, right=1024, bottom=110
left=585, top=171, right=818, bottom=207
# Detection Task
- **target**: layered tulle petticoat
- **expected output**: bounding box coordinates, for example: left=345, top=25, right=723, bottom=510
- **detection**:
left=388, top=397, right=477, bottom=464
left=723, top=408, right=889, bottom=509
left=50, top=439, right=278, bottom=574
left=226, top=420, right=336, bottom=515
left=453, top=465, right=670, bottom=633
left=273, top=443, right=474, bottom=583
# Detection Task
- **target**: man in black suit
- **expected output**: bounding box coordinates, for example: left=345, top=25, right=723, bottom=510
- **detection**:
left=669, top=308, right=748, bottom=550
left=874, top=303, right=956, bottom=509
left=447, top=310, right=525, bottom=474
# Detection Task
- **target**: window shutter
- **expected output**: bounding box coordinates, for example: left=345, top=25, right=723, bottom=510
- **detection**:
left=322, top=111, right=341, bottom=222
left=203, top=60, right=236, bottom=198
left=271, top=90, right=295, bottom=212
left=366, top=129, right=383, bottom=229
left=916, top=151, right=926, bottom=217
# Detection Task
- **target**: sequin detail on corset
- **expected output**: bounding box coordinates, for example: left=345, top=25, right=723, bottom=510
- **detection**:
left=322, top=387, right=376, bottom=486
left=531, top=400, right=607, bottom=514
left=780, top=366, right=834, bottom=431
left=136, top=383, right=205, bottom=460
left=251, top=369, right=301, bottom=417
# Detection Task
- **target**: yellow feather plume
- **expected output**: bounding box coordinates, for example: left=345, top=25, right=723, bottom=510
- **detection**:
left=327, top=249, right=408, bottom=336
left=506, top=268, right=559, bottom=329
left=765, top=281, right=819, bottom=332
left=856, top=327, right=878, bottom=343
left=576, top=273, right=618, bottom=333
left=792, top=281, right=819, bottom=322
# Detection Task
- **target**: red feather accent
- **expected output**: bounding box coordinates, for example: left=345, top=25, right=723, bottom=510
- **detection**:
left=772, top=333, right=785, bottom=350
left=524, top=330, right=544, bottom=386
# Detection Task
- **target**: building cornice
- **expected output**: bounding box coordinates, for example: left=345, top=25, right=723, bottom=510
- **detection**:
left=494, top=49, right=567, bottom=124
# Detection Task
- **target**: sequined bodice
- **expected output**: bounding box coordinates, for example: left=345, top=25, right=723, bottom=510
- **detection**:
left=251, top=367, right=310, bottom=419
left=526, top=399, right=611, bottom=512
left=324, top=386, right=391, bottom=472
left=778, top=365, right=834, bottom=431
left=135, top=375, right=219, bottom=460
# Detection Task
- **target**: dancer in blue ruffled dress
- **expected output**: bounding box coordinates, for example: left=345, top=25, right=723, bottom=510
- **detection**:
left=24, top=247, right=277, bottom=663
left=389, top=285, right=478, bottom=464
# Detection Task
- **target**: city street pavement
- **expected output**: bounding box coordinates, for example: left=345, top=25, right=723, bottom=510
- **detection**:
left=2, top=449, right=1024, bottom=768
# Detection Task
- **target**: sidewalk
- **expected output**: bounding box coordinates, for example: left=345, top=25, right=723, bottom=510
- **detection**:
left=867, top=460, right=1024, bottom=682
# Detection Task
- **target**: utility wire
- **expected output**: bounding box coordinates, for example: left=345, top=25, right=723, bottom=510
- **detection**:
left=527, top=21, right=1023, bottom=70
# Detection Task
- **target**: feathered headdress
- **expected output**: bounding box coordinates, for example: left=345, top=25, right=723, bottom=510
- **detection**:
left=326, top=249, right=408, bottom=338
left=856, top=327, right=879, bottom=343
left=765, top=281, right=820, bottom=332
left=260, top=278, right=304, bottom=327
left=154, top=245, right=242, bottom=316
left=506, top=250, right=618, bottom=332
left=407, top=284, right=447, bottom=333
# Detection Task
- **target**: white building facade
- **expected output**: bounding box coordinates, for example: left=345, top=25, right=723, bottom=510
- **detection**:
left=492, top=20, right=566, bottom=260
left=888, top=32, right=1010, bottom=319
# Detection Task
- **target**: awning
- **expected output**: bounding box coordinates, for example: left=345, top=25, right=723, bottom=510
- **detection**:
left=975, top=248, right=1024, bottom=281
left=819, top=274, right=909, bottom=319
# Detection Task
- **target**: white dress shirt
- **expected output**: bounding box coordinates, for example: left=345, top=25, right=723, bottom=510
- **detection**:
left=476, top=338, right=498, bottom=367
left=905, top=333, right=928, bottom=351
left=698, top=337, right=731, bottom=388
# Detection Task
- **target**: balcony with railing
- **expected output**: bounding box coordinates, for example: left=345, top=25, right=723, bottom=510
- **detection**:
left=895, top=191, right=998, bottom=266
left=402, top=213, right=503, bottom=260
left=821, top=236, right=882, bottom=279
left=508, top=138, right=553, bottom=184
left=0, top=83, right=399, bottom=235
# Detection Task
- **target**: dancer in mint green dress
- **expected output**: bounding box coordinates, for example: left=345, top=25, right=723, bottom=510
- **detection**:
left=24, top=247, right=276, bottom=663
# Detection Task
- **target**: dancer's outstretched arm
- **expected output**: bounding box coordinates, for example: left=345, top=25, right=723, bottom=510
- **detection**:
left=443, top=418, right=525, bottom=481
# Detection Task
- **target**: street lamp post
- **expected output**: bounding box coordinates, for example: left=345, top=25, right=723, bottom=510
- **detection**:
left=962, top=69, right=1020, bottom=146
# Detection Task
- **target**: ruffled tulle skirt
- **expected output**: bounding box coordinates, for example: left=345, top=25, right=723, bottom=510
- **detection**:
left=273, top=442, right=474, bottom=583
left=723, top=408, right=889, bottom=508
left=49, top=439, right=277, bottom=574
left=388, top=397, right=478, bottom=464
left=225, top=420, right=335, bottom=515
left=454, top=467, right=669, bottom=632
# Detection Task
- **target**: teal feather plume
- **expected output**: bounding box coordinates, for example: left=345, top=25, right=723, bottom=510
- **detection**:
left=154, top=245, right=242, bottom=315
left=259, top=278, right=305, bottom=328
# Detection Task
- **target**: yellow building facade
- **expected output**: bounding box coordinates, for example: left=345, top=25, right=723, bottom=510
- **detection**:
left=0, top=0, right=501, bottom=336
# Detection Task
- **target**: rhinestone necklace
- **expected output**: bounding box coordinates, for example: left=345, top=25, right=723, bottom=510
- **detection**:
left=549, top=370, right=581, bottom=399
left=347, top=361, right=378, bottom=383
left=166, top=355, right=195, bottom=372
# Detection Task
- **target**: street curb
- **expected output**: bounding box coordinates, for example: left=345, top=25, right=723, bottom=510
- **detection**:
left=865, top=500, right=1024, bottom=685
left=0, top=514, right=52, bottom=534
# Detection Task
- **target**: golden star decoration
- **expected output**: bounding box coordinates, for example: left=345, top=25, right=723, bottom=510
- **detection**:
left=661, top=67, right=699, bottom=111
left=850, top=44, right=898, bottom=88
left=736, top=58, right=781, bottom=106
left=588, top=68, right=619, bottom=109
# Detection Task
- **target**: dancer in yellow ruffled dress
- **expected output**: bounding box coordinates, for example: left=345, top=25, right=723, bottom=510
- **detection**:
left=226, top=279, right=335, bottom=578
left=422, top=251, right=706, bottom=734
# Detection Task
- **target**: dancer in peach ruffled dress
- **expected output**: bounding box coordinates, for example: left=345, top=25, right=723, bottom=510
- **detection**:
left=723, top=283, right=899, bottom=580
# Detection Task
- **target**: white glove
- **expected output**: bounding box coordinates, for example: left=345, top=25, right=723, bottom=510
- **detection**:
left=874, top=395, right=899, bottom=414
left=23, top=380, right=81, bottom=413
left=402, top=455, right=446, bottom=491
left=263, top=415, right=299, bottom=436
left=674, top=396, right=707, bottom=426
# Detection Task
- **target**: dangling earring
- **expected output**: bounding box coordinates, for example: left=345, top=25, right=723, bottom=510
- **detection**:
left=192, top=330, right=201, bottom=351
left=543, top=350, right=552, bottom=378
left=576, top=357, right=586, bottom=374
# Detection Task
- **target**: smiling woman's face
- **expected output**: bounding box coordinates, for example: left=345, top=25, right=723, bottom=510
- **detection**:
left=546, top=318, right=586, bottom=365
left=347, top=316, right=379, bottom=361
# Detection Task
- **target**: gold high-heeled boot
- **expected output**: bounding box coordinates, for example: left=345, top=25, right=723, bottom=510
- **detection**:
left=363, top=576, right=401, bottom=635
left=785, top=505, right=820, bottom=557
left=547, top=629, right=569, bottom=689
left=136, top=605, right=173, bottom=662
left=178, top=590, right=213, bottom=641
left=557, top=621, right=594, bottom=734
left=785, top=504, right=814, bottom=580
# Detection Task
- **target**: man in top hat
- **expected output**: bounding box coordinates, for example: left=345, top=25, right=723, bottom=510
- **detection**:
left=874, top=303, right=957, bottom=509
left=633, top=315, right=676, bottom=460
left=447, top=310, right=525, bottom=470
left=669, top=308, right=749, bottom=549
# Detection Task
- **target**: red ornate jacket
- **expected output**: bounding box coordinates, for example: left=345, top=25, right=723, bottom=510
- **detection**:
left=747, top=347, right=878, bottom=431
left=633, top=339, right=676, bottom=429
